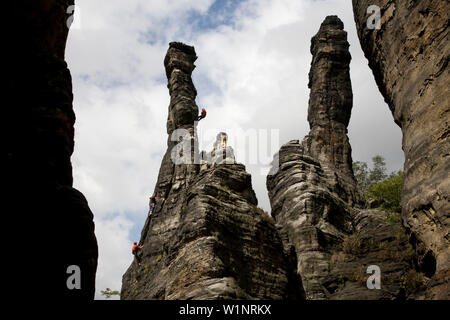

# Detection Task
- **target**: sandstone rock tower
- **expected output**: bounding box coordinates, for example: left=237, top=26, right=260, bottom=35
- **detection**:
left=352, top=0, right=449, bottom=298
left=267, top=16, right=417, bottom=300
left=121, top=42, right=303, bottom=300
left=302, top=15, right=355, bottom=179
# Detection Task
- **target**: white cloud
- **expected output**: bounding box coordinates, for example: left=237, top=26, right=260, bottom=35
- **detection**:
left=94, top=215, right=134, bottom=300
left=66, top=0, right=404, bottom=299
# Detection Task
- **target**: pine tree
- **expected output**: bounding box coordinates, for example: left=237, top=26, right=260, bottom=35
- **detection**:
left=368, top=155, right=387, bottom=184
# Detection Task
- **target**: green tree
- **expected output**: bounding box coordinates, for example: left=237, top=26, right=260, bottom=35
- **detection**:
left=353, top=155, right=389, bottom=192
left=366, top=170, right=403, bottom=213
left=368, top=155, right=387, bottom=184
left=353, top=161, right=370, bottom=192
left=353, top=155, right=403, bottom=212
left=101, top=288, right=120, bottom=299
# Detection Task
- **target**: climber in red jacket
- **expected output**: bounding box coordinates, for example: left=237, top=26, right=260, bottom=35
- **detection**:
left=197, top=108, right=206, bottom=121
left=132, top=241, right=143, bottom=263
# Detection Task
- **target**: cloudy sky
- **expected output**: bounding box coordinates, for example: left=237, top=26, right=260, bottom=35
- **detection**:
left=66, top=0, right=403, bottom=299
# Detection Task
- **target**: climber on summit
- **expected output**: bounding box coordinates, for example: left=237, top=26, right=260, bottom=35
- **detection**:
left=197, top=108, right=206, bottom=121
left=149, top=193, right=156, bottom=216
left=132, top=241, right=143, bottom=263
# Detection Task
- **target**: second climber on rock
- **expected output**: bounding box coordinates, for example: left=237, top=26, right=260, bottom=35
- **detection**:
left=197, top=108, right=206, bottom=121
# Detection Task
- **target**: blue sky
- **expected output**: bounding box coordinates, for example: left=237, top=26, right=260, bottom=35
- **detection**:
left=66, top=0, right=404, bottom=299
left=188, top=0, right=245, bottom=31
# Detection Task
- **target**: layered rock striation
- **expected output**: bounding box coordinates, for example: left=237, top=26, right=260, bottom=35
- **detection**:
left=121, top=43, right=303, bottom=300
left=267, top=140, right=362, bottom=299
left=302, top=16, right=355, bottom=179
left=123, top=8, right=449, bottom=299
left=267, top=16, right=417, bottom=299
left=6, top=1, right=98, bottom=299
left=352, top=0, right=449, bottom=298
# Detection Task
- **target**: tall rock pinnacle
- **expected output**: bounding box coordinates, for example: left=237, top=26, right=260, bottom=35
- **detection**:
left=152, top=42, right=200, bottom=207
left=301, top=15, right=355, bottom=180
left=165, top=42, right=199, bottom=135
left=267, top=16, right=417, bottom=300
left=121, top=42, right=303, bottom=300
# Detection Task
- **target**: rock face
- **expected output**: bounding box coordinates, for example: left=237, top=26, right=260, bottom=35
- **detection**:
left=267, top=16, right=418, bottom=299
left=121, top=43, right=303, bottom=300
left=267, top=140, right=361, bottom=299
left=352, top=0, right=449, bottom=298
left=6, top=1, right=98, bottom=299
left=302, top=16, right=355, bottom=179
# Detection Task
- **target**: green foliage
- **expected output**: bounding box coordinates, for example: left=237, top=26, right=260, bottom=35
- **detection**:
left=342, top=233, right=363, bottom=256
left=352, top=266, right=367, bottom=284
left=366, top=171, right=402, bottom=213
left=353, top=155, right=403, bottom=213
left=353, top=161, right=370, bottom=192
left=402, top=246, right=416, bottom=263
left=353, top=155, right=389, bottom=193
left=338, top=274, right=346, bottom=285
left=369, top=155, right=387, bottom=185
left=386, top=212, right=401, bottom=223
left=401, top=270, right=424, bottom=295
left=254, top=206, right=273, bottom=222
left=100, top=288, right=120, bottom=299
left=216, top=184, right=230, bottom=192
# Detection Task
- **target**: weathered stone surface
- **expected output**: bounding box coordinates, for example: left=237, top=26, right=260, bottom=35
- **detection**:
left=323, top=209, right=418, bottom=300
left=301, top=15, right=355, bottom=179
left=165, top=42, right=199, bottom=136
left=267, top=17, right=363, bottom=299
left=122, top=163, right=302, bottom=299
left=267, top=16, right=418, bottom=300
left=267, top=140, right=363, bottom=299
left=268, top=140, right=418, bottom=299
left=6, top=1, right=98, bottom=299
left=423, top=269, right=450, bottom=300
left=121, top=43, right=303, bottom=300
left=352, top=0, right=449, bottom=296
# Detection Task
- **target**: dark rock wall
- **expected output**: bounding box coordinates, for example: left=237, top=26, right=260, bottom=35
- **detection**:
left=121, top=43, right=303, bottom=300
left=352, top=0, right=449, bottom=298
left=6, top=1, right=98, bottom=299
